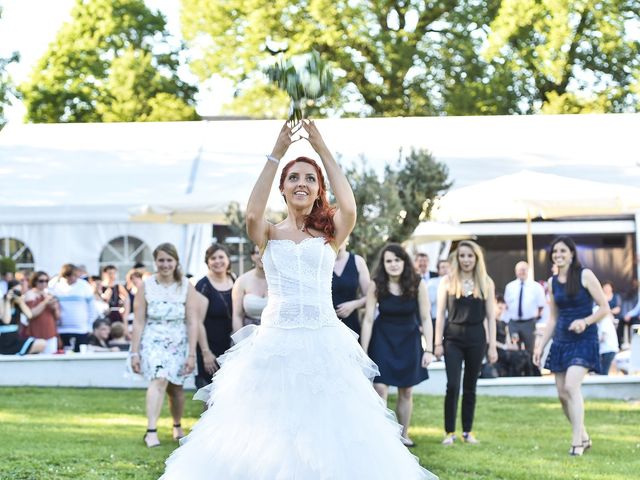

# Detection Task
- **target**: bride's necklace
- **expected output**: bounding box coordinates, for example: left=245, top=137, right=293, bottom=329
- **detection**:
left=462, top=277, right=474, bottom=296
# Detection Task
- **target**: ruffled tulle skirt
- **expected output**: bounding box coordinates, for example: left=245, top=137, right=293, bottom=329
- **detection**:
left=161, top=322, right=437, bottom=479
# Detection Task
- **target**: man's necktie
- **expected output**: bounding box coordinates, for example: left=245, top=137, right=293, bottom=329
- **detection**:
left=518, top=281, right=524, bottom=319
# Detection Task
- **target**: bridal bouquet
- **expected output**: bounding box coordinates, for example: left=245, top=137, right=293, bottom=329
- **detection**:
left=265, top=50, right=333, bottom=123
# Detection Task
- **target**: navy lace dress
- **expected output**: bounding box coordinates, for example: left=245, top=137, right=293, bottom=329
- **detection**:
left=545, top=273, right=600, bottom=373
left=368, top=294, right=428, bottom=387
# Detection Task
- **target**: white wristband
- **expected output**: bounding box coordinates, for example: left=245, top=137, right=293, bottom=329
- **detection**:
left=266, top=154, right=280, bottom=164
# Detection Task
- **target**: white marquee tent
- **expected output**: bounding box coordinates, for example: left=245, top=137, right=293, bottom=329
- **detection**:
left=1, top=113, right=639, bottom=278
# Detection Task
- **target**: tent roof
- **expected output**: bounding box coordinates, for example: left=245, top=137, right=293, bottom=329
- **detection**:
left=1, top=113, right=639, bottom=222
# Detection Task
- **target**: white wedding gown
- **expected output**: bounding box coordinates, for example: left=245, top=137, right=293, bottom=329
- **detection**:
left=161, top=237, right=437, bottom=479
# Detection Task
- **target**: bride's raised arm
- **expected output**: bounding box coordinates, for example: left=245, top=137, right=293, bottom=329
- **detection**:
left=301, top=120, right=356, bottom=247
left=246, top=123, right=297, bottom=248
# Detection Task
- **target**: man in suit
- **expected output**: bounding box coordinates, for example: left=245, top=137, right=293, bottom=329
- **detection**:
left=414, top=252, right=438, bottom=282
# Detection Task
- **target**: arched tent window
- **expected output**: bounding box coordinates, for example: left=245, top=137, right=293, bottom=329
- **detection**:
left=0, top=237, right=35, bottom=272
left=99, top=236, right=153, bottom=280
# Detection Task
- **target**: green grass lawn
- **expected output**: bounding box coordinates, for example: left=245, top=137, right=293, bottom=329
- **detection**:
left=1, top=387, right=638, bottom=480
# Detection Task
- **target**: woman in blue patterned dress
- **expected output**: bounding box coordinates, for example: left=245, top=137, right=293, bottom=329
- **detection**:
left=130, top=243, right=199, bottom=448
left=533, top=236, right=610, bottom=456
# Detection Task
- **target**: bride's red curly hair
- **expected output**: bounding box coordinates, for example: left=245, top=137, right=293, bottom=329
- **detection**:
left=279, top=157, right=336, bottom=244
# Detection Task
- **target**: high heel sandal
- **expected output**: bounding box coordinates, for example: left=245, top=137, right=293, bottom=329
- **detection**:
left=582, top=436, right=592, bottom=451
left=172, top=423, right=185, bottom=441
left=143, top=429, right=160, bottom=448
left=569, top=445, right=584, bottom=456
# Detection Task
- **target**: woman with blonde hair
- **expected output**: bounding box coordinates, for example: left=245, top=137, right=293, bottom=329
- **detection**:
left=130, top=242, right=199, bottom=448
left=434, top=240, right=497, bottom=445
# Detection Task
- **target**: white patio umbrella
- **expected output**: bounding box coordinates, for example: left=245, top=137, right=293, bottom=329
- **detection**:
left=128, top=202, right=227, bottom=224
left=435, top=170, right=640, bottom=277
left=411, top=221, right=476, bottom=243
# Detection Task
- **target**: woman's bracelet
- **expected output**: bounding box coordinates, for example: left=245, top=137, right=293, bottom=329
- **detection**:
left=130, top=352, right=140, bottom=357
left=266, top=154, right=280, bottom=164
left=426, top=350, right=433, bottom=354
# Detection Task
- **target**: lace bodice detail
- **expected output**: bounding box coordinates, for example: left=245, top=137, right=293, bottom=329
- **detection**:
left=261, top=237, right=341, bottom=329
left=144, top=275, right=189, bottom=323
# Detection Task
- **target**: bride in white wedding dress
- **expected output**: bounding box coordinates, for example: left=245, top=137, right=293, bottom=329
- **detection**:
left=160, top=120, right=438, bottom=479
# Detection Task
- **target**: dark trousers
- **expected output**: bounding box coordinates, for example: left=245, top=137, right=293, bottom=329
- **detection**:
left=600, top=352, right=616, bottom=375
left=443, top=324, right=486, bottom=433
left=508, top=318, right=536, bottom=354
left=60, top=333, right=89, bottom=352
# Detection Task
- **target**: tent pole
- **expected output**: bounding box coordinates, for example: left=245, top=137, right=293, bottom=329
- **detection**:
left=526, top=211, right=534, bottom=280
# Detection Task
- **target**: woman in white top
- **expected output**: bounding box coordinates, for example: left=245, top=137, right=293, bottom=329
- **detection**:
left=231, top=244, right=268, bottom=332
left=130, top=243, right=199, bottom=448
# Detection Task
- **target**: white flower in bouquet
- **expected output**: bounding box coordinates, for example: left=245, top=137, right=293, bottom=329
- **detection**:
left=266, top=50, right=333, bottom=123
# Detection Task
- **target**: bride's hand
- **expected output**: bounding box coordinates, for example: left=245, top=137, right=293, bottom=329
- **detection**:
left=301, top=119, right=328, bottom=155
left=270, top=122, right=303, bottom=160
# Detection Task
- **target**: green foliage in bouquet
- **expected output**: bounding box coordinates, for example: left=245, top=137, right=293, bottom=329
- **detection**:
left=265, top=51, right=333, bottom=123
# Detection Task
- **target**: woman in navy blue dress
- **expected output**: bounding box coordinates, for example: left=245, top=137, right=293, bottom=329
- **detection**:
left=360, top=243, right=433, bottom=448
left=533, top=236, right=610, bottom=456
left=331, top=242, right=370, bottom=335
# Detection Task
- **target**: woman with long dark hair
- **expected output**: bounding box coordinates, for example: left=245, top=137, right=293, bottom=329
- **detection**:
left=533, top=236, right=609, bottom=456
left=360, top=243, right=433, bottom=448
left=160, top=121, right=437, bottom=479
left=434, top=240, right=497, bottom=446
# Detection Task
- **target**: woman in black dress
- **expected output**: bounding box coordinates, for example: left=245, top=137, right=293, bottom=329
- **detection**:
left=434, top=240, right=497, bottom=446
left=361, top=243, right=433, bottom=448
left=331, top=241, right=370, bottom=335
left=194, top=243, right=235, bottom=389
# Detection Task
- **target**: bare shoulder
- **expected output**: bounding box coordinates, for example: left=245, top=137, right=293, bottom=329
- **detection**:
left=581, top=268, right=598, bottom=286
left=354, top=254, right=367, bottom=270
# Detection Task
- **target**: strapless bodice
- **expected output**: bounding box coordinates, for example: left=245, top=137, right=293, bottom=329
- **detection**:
left=261, top=237, right=341, bottom=329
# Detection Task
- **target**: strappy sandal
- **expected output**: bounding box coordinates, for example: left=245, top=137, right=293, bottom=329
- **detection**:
left=143, top=428, right=160, bottom=448
left=172, top=423, right=185, bottom=441
left=569, top=445, right=584, bottom=456
left=582, top=436, right=592, bottom=451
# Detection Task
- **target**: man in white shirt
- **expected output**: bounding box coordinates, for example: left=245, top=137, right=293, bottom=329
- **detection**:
left=503, top=261, right=547, bottom=358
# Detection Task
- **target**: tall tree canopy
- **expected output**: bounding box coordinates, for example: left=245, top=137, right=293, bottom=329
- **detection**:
left=0, top=6, right=19, bottom=127
left=20, top=0, right=198, bottom=123
left=485, top=0, right=640, bottom=113
left=181, top=0, right=640, bottom=116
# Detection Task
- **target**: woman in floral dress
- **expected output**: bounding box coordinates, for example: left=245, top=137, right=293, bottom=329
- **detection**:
left=130, top=243, right=199, bottom=448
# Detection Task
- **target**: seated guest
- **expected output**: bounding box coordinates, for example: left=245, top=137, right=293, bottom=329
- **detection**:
left=87, top=318, right=119, bottom=352
left=597, top=309, right=619, bottom=375
left=1, top=282, right=46, bottom=355
left=494, top=295, right=517, bottom=376
left=108, top=321, right=130, bottom=351
left=24, top=271, right=60, bottom=353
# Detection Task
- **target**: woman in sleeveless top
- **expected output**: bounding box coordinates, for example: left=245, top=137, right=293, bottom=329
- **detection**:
left=332, top=241, right=370, bottom=335
left=231, top=244, right=268, bottom=332
left=533, top=236, right=609, bottom=456
left=130, top=243, right=199, bottom=448
left=160, top=121, right=438, bottom=479
left=194, top=243, right=235, bottom=390
left=434, top=240, right=497, bottom=446
left=360, top=243, right=433, bottom=448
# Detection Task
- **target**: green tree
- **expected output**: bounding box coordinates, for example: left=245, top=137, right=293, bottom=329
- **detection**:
left=0, top=6, right=19, bottom=127
left=485, top=0, right=640, bottom=113
left=20, top=0, right=198, bottom=123
left=180, top=0, right=503, bottom=117
left=341, top=149, right=450, bottom=264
